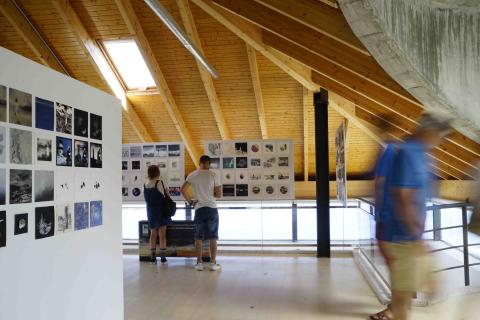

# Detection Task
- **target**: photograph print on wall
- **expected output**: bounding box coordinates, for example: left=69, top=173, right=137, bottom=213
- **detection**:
left=74, top=109, right=88, bottom=137
left=35, top=97, right=54, bottom=131
left=264, top=172, right=276, bottom=181
left=263, top=156, right=276, bottom=168
left=14, top=213, right=28, bottom=235
left=222, top=171, right=235, bottom=183
left=168, top=171, right=182, bottom=185
left=74, top=140, right=89, bottom=167
left=142, top=145, right=154, bottom=158
left=131, top=186, right=143, bottom=199
left=169, top=158, right=180, bottom=170
left=249, top=142, right=261, bottom=155
left=0, top=169, right=5, bottom=205
left=0, top=126, right=5, bottom=163
left=54, top=169, right=73, bottom=202
left=10, top=169, right=32, bottom=204
left=278, top=142, right=289, bottom=154
left=9, top=88, right=32, bottom=127
left=207, top=142, right=221, bottom=157
left=236, top=157, right=248, bottom=169
left=10, top=128, right=32, bottom=164
left=34, top=170, right=54, bottom=202
left=56, top=136, right=72, bottom=166
left=0, top=211, right=5, bottom=248
left=210, top=158, right=220, bottom=169
left=251, top=185, right=261, bottom=196
left=155, top=145, right=167, bottom=157
left=169, top=187, right=181, bottom=197
left=236, top=171, right=248, bottom=183
left=130, top=172, right=142, bottom=185
left=74, top=202, right=89, bottom=231
left=264, top=142, right=275, bottom=154
left=222, top=184, right=235, bottom=197
left=75, top=171, right=91, bottom=200
left=130, top=145, right=142, bottom=158
left=122, top=146, right=130, bottom=158
left=250, top=158, right=261, bottom=167
left=90, top=113, right=102, bottom=140
left=36, top=136, right=53, bottom=163
left=56, top=103, right=72, bottom=134
left=0, top=85, right=6, bottom=122
left=131, top=160, right=141, bottom=170
left=222, top=142, right=235, bottom=156
left=278, top=172, right=290, bottom=180
left=236, top=184, right=248, bottom=197
left=90, top=201, right=103, bottom=228
left=223, top=157, right=234, bottom=169
left=235, top=142, right=248, bottom=156
left=122, top=187, right=128, bottom=197
left=168, top=144, right=181, bottom=157
left=280, top=185, right=289, bottom=195
left=122, top=161, right=128, bottom=171
left=35, top=206, right=55, bottom=240
left=90, top=142, right=102, bottom=168
left=249, top=172, right=261, bottom=181
left=265, top=185, right=275, bottom=195
left=55, top=203, right=73, bottom=233
left=157, top=159, right=167, bottom=169
left=278, top=157, right=289, bottom=167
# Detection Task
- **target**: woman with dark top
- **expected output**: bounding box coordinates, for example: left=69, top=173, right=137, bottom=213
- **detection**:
left=144, top=165, right=171, bottom=264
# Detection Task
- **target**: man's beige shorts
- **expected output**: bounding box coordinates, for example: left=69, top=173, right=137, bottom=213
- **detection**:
left=386, top=241, right=432, bottom=292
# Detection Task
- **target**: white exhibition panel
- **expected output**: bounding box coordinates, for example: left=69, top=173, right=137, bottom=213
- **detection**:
left=204, top=140, right=295, bottom=200
left=122, top=142, right=185, bottom=202
left=0, top=48, right=123, bottom=320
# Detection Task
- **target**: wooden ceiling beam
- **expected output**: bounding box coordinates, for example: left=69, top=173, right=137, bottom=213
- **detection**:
left=191, top=0, right=319, bottom=92
left=114, top=0, right=201, bottom=166
left=0, top=0, right=68, bottom=74
left=176, top=0, right=231, bottom=140
left=246, top=44, right=268, bottom=139
left=211, top=0, right=412, bottom=100
left=254, top=0, right=368, bottom=55
left=50, top=0, right=152, bottom=143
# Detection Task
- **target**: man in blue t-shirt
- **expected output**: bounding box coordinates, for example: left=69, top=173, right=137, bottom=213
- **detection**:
left=388, top=114, right=451, bottom=320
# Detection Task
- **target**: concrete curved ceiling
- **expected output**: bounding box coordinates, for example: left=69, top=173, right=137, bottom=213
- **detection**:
left=338, top=0, right=480, bottom=141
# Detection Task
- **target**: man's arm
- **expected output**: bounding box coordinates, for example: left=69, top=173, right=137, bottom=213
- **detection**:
left=181, top=181, right=196, bottom=206
left=392, top=187, right=423, bottom=237
left=214, top=186, right=221, bottom=198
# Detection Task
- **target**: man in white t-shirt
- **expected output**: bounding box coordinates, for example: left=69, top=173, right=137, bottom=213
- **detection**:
left=181, top=155, right=222, bottom=271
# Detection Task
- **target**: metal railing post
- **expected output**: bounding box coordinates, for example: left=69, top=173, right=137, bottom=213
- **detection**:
left=185, top=202, right=192, bottom=221
left=433, top=205, right=442, bottom=241
left=292, top=202, right=298, bottom=243
left=462, top=205, right=470, bottom=286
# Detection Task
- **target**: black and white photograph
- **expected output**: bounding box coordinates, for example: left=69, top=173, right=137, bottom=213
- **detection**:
left=235, top=142, right=248, bottom=155
left=264, top=173, right=276, bottom=181
left=56, top=136, right=72, bottom=166
left=249, top=142, right=261, bottom=155
left=0, top=126, right=5, bottom=164
left=222, top=184, right=235, bottom=197
left=90, top=142, right=102, bottom=168
left=56, top=203, right=73, bottom=233
left=251, top=185, right=261, bottom=196
left=236, top=171, right=248, bottom=182
left=0, top=211, right=5, bottom=248
left=34, top=170, right=54, bottom=202
left=10, top=169, right=32, bottom=204
left=169, top=158, right=180, bottom=170
left=278, top=157, right=289, bottom=167
left=278, top=142, right=289, bottom=154
left=157, top=159, right=167, bottom=169
left=122, top=161, right=128, bottom=170
left=142, top=145, right=154, bottom=158
left=90, top=113, right=102, bottom=140
left=265, top=185, right=275, bottom=195
left=264, top=143, right=275, bottom=154
left=130, top=145, right=142, bottom=158
left=168, top=144, right=181, bottom=157
left=56, top=103, right=72, bottom=134
left=168, top=172, right=182, bottom=185
left=74, top=109, right=88, bottom=137
left=222, top=171, right=235, bottom=183
left=250, top=158, right=261, bottom=167
left=130, top=172, right=142, bottom=185
left=55, top=170, right=73, bottom=202
left=236, top=184, right=248, bottom=197
left=280, top=185, right=289, bottom=195
left=210, top=158, right=220, bottom=169
left=0, top=169, right=5, bottom=205
left=90, top=201, right=103, bottom=228
left=132, top=160, right=141, bottom=170
left=10, top=128, right=32, bottom=164
left=14, top=213, right=28, bottom=235
left=131, top=187, right=142, bottom=199
left=0, top=85, right=6, bottom=122
left=122, top=146, right=130, bottom=158
left=155, top=145, right=167, bottom=157
left=223, top=157, right=234, bottom=169
left=122, top=173, right=128, bottom=185
left=249, top=172, right=261, bottom=181
left=207, top=142, right=221, bottom=157
left=74, top=140, right=89, bottom=167
left=263, top=156, right=276, bottom=168
left=36, top=137, right=53, bottom=163
left=75, top=172, right=91, bottom=200
left=236, top=157, right=248, bottom=169
left=222, top=142, right=235, bottom=155
left=122, top=187, right=129, bottom=197
left=9, top=88, right=32, bottom=127
left=278, top=172, right=290, bottom=180
left=35, top=206, right=55, bottom=239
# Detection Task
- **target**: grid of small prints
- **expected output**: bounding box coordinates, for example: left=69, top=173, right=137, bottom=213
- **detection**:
left=204, top=140, right=295, bottom=199
left=121, top=143, right=185, bottom=201
left=0, top=84, right=104, bottom=249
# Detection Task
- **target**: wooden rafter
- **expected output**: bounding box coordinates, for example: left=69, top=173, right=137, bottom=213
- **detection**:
left=0, top=0, right=67, bottom=74
left=176, top=0, right=231, bottom=140
left=246, top=44, right=268, bottom=139
left=49, top=0, right=152, bottom=143
left=303, top=87, right=311, bottom=181
left=191, top=0, right=319, bottom=92
left=254, top=0, right=368, bottom=55
left=114, top=0, right=201, bottom=166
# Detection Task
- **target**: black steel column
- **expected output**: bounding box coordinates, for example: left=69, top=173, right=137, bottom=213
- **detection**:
left=292, top=202, right=298, bottom=242
left=314, top=89, right=330, bottom=258
left=185, top=202, right=192, bottom=221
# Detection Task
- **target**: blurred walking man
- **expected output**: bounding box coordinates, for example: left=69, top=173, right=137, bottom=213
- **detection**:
left=181, top=155, right=222, bottom=271
left=389, top=114, right=451, bottom=320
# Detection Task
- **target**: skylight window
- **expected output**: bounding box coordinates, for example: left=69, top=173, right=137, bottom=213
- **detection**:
left=103, top=40, right=156, bottom=90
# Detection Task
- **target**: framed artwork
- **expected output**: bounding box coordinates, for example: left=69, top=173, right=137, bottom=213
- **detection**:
left=10, top=169, right=32, bottom=204
left=74, top=140, right=89, bottom=167
left=0, top=85, right=6, bottom=122
left=35, top=206, right=55, bottom=239
left=55, top=203, right=73, bottom=234
left=9, top=88, right=32, bottom=127
left=90, top=113, right=102, bottom=140
left=55, top=103, right=72, bottom=134
left=34, top=170, right=54, bottom=202
left=90, top=143, right=102, bottom=168
left=56, top=136, right=72, bottom=166
left=36, top=135, right=53, bottom=163
left=74, top=202, right=89, bottom=231
left=10, top=128, right=32, bottom=164
left=14, top=213, right=28, bottom=235
left=74, top=109, right=88, bottom=137
left=35, top=97, right=54, bottom=131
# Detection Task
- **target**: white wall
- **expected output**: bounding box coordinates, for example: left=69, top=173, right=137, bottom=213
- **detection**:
left=0, top=48, right=124, bottom=320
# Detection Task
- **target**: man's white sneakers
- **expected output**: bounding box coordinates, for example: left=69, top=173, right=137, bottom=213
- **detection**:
left=195, top=262, right=221, bottom=271
left=195, top=263, right=204, bottom=271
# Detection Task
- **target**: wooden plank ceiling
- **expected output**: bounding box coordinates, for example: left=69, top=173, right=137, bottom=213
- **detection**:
left=0, top=0, right=478, bottom=180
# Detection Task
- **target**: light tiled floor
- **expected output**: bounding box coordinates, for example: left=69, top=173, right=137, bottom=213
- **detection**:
left=123, top=254, right=479, bottom=320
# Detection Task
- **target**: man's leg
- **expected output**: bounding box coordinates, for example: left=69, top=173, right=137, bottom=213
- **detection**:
left=195, top=240, right=203, bottom=264
left=391, top=290, right=413, bottom=320
left=210, top=239, right=217, bottom=263
left=159, top=226, right=168, bottom=263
